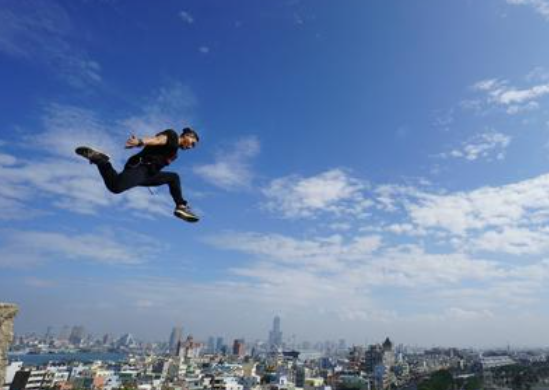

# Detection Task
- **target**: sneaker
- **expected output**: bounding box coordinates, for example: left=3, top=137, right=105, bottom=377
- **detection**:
left=75, top=146, right=110, bottom=164
left=174, top=204, right=200, bottom=223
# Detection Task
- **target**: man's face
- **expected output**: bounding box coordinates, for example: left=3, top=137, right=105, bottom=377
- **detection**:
left=180, top=135, right=198, bottom=149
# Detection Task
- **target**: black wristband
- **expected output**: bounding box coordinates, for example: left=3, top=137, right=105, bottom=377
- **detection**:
left=137, top=138, right=144, bottom=147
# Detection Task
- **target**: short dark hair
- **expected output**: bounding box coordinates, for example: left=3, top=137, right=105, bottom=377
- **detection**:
left=181, top=127, right=199, bottom=142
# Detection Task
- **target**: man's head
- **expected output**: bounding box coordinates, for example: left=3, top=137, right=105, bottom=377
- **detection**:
left=179, top=127, right=199, bottom=149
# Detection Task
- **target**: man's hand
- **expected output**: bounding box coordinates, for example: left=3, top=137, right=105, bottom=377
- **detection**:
left=125, top=135, right=142, bottom=149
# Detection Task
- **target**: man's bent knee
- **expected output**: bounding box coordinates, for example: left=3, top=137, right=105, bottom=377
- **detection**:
left=166, top=172, right=180, bottom=183
left=107, top=183, right=127, bottom=194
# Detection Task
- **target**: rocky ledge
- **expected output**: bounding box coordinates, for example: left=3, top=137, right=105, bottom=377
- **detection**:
left=0, top=303, right=18, bottom=387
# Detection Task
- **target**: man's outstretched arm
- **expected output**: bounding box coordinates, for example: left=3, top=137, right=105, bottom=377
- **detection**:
left=125, top=134, right=168, bottom=148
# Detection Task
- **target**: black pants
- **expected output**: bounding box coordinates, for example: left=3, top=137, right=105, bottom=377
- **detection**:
left=96, top=161, right=186, bottom=206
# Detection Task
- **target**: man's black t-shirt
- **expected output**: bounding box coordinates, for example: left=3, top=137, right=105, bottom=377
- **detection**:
left=126, top=129, right=179, bottom=171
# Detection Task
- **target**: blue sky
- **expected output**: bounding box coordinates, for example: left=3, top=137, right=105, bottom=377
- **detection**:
left=3, top=0, right=549, bottom=347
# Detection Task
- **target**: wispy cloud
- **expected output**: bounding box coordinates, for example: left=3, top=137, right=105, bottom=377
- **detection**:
left=194, top=136, right=260, bottom=190
left=0, top=228, right=160, bottom=268
left=262, top=169, right=372, bottom=219
left=120, top=83, right=197, bottom=133
left=506, top=0, right=549, bottom=19
left=202, top=227, right=548, bottom=331
left=36, top=103, right=121, bottom=159
left=440, top=130, right=511, bottom=161
left=208, top=232, right=382, bottom=269
left=404, top=174, right=549, bottom=237
left=471, top=77, right=549, bottom=114
left=179, top=11, right=194, bottom=24
left=0, top=0, right=102, bottom=88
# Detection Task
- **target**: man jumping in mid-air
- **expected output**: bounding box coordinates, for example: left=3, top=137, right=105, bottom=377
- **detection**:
left=75, top=127, right=200, bottom=222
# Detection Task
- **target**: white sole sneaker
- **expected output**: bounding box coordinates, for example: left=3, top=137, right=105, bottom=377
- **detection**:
left=174, top=209, right=199, bottom=223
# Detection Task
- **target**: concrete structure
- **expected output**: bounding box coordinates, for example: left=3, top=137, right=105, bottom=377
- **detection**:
left=169, top=327, right=184, bottom=355
left=233, top=339, right=246, bottom=358
left=268, top=316, right=283, bottom=350
left=480, top=355, right=515, bottom=370
left=0, top=304, right=18, bottom=389
left=9, top=368, right=49, bottom=390
left=3, top=362, right=23, bottom=390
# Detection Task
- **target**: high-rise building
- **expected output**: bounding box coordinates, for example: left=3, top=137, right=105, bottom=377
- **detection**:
left=177, top=335, right=202, bottom=359
left=68, top=326, right=86, bottom=346
left=216, top=337, right=225, bottom=353
left=364, top=344, right=383, bottom=374
left=44, top=326, right=54, bottom=341
left=117, top=333, right=137, bottom=348
left=233, top=339, right=246, bottom=357
left=349, top=346, right=365, bottom=371
left=58, top=326, right=70, bottom=343
left=102, top=333, right=113, bottom=346
left=169, top=326, right=183, bottom=355
left=382, top=337, right=394, bottom=365
left=207, top=336, right=216, bottom=353
left=268, top=316, right=283, bottom=349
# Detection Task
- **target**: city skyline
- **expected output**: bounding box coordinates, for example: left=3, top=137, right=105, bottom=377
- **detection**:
left=3, top=0, right=549, bottom=347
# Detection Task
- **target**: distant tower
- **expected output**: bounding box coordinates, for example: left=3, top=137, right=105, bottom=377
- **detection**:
left=382, top=337, right=393, bottom=352
left=44, top=326, right=54, bottom=341
left=58, top=325, right=71, bottom=342
left=216, top=337, right=224, bottom=353
left=364, top=344, right=383, bottom=373
left=382, top=337, right=395, bottom=367
left=117, top=333, right=136, bottom=348
left=233, top=339, right=246, bottom=357
left=268, top=315, right=283, bottom=349
left=69, top=326, right=86, bottom=346
left=169, top=326, right=183, bottom=355
left=102, top=333, right=113, bottom=346
left=178, top=335, right=202, bottom=359
left=207, top=336, right=216, bottom=353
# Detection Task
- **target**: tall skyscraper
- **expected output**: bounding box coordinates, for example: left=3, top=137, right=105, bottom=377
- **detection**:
left=169, top=326, right=183, bottom=355
left=268, top=315, right=283, bottom=349
left=69, top=326, right=86, bottom=346
left=216, top=336, right=224, bottom=353
left=233, top=339, right=246, bottom=357
left=44, top=326, right=54, bottom=341
left=207, top=336, right=216, bottom=353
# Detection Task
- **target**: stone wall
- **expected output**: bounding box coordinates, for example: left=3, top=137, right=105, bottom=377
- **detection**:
left=0, top=303, right=18, bottom=387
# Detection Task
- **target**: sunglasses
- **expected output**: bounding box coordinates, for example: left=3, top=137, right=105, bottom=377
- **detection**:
left=181, top=138, right=197, bottom=149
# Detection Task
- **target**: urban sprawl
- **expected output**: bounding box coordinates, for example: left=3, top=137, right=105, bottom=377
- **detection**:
left=5, top=317, right=549, bottom=390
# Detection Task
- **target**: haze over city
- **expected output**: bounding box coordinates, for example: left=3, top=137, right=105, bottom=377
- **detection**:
left=3, top=0, right=549, bottom=348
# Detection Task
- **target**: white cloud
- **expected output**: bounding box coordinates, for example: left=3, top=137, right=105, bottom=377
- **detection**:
left=442, top=131, right=511, bottom=161
left=0, top=153, right=17, bottom=165
left=0, top=0, right=102, bottom=88
left=179, top=11, right=194, bottom=24
left=0, top=229, right=159, bottom=268
left=194, top=136, right=260, bottom=190
left=472, top=77, right=549, bottom=114
left=208, top=232, right=382, bottom=269
left=199, top=46, right=210, bottom=54
left=506, top=0, right=549, bottom=19
left=262, top=169, right=372, bottom=219
left=405, top=174, right=549, bottom=236
left=204, top=229, right=529, bottom=324
left=37, top=103, right=121, bottom=159
left=24, top=277, right=57, bottom=289
left=472, top=227, right=549, bottom=255
left=120, top=83, right=197, bottom=134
